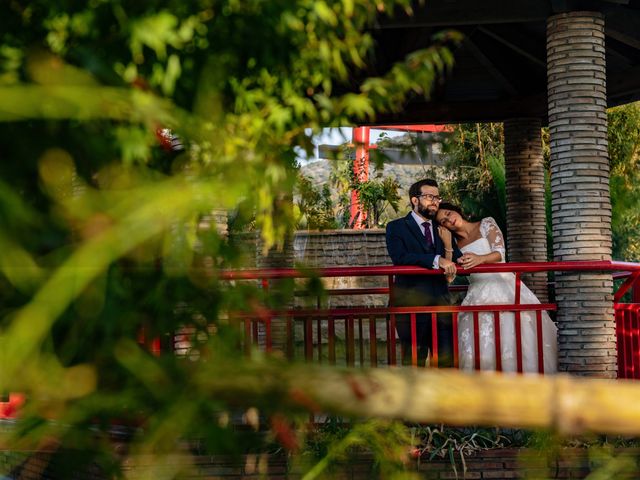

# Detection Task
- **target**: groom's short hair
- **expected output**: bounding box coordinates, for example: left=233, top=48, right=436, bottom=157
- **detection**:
left=409, top=178, right=438, bottom=202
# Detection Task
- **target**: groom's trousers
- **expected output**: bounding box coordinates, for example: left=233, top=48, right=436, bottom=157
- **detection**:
left=392, top=291, right=454, bottom=368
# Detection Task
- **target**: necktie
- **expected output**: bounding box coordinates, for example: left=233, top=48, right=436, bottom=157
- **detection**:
left=422, top=221, right=434, bottom=249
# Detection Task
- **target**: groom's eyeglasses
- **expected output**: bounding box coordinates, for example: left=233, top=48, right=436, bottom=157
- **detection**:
left=417, top=193, right=442, bottom=203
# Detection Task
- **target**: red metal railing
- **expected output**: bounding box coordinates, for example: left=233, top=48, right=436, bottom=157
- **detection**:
left=0, top=393, right=25, bottom=419
left=219, top=261, right=640, bottom=377
left=614, top=269, right=640, bottom=379
left=3, top=261, right=639, bottom=420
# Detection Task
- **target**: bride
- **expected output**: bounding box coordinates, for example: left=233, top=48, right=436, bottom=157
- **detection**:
left=435, top=203, right=557, bottom=374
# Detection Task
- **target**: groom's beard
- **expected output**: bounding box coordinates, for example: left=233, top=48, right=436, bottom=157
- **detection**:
left=417, top=204, right=437, bottom=220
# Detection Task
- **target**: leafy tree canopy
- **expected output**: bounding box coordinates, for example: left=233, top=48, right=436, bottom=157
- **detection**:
left=0, top=0, right=460, bottom=475
left=608, top=102, right=640, bottom=261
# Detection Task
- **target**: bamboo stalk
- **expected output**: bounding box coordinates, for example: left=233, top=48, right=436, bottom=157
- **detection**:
left=196, top=364, right=640, bottom=435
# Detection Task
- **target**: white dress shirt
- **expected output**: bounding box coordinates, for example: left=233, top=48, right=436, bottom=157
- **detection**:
left=411, top=211, right=440, bottom=269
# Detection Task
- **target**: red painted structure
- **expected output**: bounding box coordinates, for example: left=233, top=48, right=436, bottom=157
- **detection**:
left=348, top=124, right=449, bottom=229
left=349, top=127, right=370, bottom=229
left=3, top=261, right=639, bottom=419
left=219, top=261, right=640, bottom=376
left=0, top=393, right=25, bottom=419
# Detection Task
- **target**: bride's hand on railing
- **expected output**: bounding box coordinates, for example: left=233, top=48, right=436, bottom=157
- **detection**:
left=458, top=253, right=482, bottom=269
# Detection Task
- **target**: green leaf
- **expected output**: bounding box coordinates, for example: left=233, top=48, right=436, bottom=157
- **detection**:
left=162, top=54, right=182, bottom=95
left=130, top=11, right=179, bottom=61
left=114, top=126, right=153, bottom=165
left=314, top=2, right=338, bottom=26
left=340, top=93, right=374, bottom=119
left=0, top=232, right=45, bottom=292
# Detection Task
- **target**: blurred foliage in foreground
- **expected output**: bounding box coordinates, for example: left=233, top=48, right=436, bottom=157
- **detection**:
left=0, top=0, right=461, bottom=477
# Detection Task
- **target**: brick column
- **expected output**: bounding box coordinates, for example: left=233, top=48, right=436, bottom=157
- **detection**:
left=547, top=12, right=616, bottom=377
left=504, top=118, right=548, bottom=303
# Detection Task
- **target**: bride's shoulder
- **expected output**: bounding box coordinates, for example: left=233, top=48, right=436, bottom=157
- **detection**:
left=480, top=217, right=498, bottom=227
left=480, top=217, right=501, bottom=234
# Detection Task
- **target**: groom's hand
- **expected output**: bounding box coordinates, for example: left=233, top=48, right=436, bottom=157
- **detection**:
left=438, top=257, right=457, bottom=275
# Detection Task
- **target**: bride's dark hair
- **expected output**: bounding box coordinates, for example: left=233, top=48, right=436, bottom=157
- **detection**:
left=438, top=202, right=466, bottom=220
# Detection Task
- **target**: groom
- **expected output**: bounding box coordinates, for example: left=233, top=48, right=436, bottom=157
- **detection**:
left=385, top=179, right=459, bottom=367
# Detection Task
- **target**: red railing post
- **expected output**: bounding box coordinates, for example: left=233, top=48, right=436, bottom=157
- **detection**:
left=634, top=278, right=640, bottom=304
left=514, top=273, right=523, bottom=374
left=347, top=316, right=355, bottom=366
left=630, top=307, right=636, bottom=379
left=358, top=317, right=365, bottom=367
left=473, top=312, right=480, bottom=370
left=387, top=274, right=396, bottom=367
left=514, top=318, right=523, bottom=373
left=626, top=306, right=634, bottom=378
left=536, top=310, right=544, bottom=374
left=217, top=260, right=640, bottom=378
left=614, top=271, right=640, bottom=302
left=328, top=315, right=336, bottom=365
left=431, top=312, right=438, bottom=367
left=150, top=337, right=162, bottom=357
left=410, top=313, right=418, bottom=367
left=633, top=308, right=640, bottom=379
left=369, top=315, right=377, bottom=368
left=452, top=313, right=459, bottom=369
left=304, top=316, right=313, bottom=362
left=317, top=318, right=322, bottom=363
left=494, top=311, right=502, bottom=372
left=389, top=314, right=397, bottom=366
left=350, top=126, right=370, bottom=229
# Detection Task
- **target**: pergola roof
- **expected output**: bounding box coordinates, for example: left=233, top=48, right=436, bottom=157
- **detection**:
left=370, top=0, right=640, bottom=124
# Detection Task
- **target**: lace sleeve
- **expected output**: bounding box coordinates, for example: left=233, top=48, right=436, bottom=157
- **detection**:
left=480, top=217, right=506, bottom=262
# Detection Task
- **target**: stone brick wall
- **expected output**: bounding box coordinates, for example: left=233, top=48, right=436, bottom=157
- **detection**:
left=231, top=229, right=391, bottom=306
left=294, top=229, right=390, bottom=308
left=5, top=448, right=639, bottom=479
left=294, top=229, right=389, bottom=267
left=546, top=11, right=617, bottom=377
left=226, top=230, right=393, bottom=349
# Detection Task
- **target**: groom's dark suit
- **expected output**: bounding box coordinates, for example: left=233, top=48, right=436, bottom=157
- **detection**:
left=386, top=212, right=460, bottom=367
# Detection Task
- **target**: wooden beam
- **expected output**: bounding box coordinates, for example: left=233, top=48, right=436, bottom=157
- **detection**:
left=609, top=92, right=640, bottom=108
left=606, top=5, right=640, bottom=50
left=608, top=65, right=640, bottom=103
left=478, top=26, right=546, bottom=68
left=372, top=94, right=548, bottom=125
left=552, top=0, right=629, bottom=12
left=607, top=27, right=640, bottom=51
left=377, top=0, right=550, bottom=28
left=463, top=38, right=519, bottom=96
left=605, top=39, right=636, bottom=64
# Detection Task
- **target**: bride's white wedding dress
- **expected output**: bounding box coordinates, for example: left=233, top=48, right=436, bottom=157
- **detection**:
left=458, top=217, right=558, bottom=374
